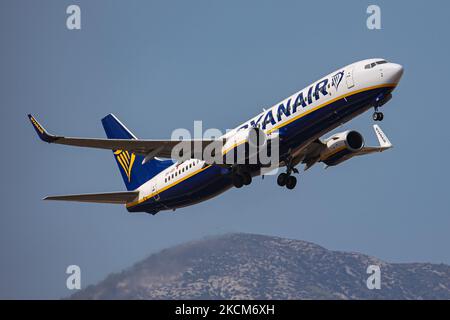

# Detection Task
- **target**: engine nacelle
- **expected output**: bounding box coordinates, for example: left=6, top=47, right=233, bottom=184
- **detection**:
left=320, top=130, right=365, bottom=166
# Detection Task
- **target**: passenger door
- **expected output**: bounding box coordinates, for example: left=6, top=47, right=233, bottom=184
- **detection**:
left=152, top=183, right=160, bottom=201
left=345, top=68, right=355, bottom=89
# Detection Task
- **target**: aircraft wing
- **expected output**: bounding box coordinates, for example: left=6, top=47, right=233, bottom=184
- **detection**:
left=28, top=114, right=217, bottom=161
left=299, top=139, right=326, bottom=171
left=44, top=191, right=139, bottom=204
left=299, top=125, right=392, bottom=170
left=352, top=124, right=393, bottom=156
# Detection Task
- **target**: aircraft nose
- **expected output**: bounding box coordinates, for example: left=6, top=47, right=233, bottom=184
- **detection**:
left=387, top=63, right=404, bottom=83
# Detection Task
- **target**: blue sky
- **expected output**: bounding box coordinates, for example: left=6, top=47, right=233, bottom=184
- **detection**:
left=1, top=0, right=449, bottom=298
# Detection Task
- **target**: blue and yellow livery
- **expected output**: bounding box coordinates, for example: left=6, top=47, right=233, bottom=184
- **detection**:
left=28, top=58, right=402, bottom=215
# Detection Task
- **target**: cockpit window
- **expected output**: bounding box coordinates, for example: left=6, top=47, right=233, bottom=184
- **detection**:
left=365, top=60, right=388, bottom=69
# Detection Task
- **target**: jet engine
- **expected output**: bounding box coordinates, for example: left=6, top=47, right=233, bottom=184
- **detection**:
left=320, top=130, right=364, bottom=166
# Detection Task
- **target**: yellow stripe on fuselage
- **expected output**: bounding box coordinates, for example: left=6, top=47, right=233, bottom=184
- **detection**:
left=222, top=83, right=397, bottom=156
left=127, top=83, right=397, bottom=209
left=267, top=83, right=396, bottom=134
left=126, top=165, right=212, bottom=208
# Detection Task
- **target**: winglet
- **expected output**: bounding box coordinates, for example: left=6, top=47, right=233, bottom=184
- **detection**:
left=28, top=114, right=58, bottom=143
left=373, top=125, right=392, bottom=148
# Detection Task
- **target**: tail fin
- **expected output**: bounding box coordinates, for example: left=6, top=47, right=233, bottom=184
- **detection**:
left=101, top=114, right=173, bottom=191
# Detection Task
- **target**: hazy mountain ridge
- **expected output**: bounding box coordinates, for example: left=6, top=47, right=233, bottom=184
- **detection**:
left=71, top=233, right=450, bottom=300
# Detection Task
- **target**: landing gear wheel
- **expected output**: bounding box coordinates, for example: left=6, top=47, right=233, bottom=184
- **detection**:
left=373, top=112, right=384, bottom=121
left=277, top=173, right=288, bottom=187
left=242, top=172, right=252, bottom=186
left=232, top=174, right=244, bottom=188
left=286, top=176, right=297, bottom=190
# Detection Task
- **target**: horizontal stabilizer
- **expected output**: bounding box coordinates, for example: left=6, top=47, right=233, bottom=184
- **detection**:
left=44, top=191, right=139, bottom=204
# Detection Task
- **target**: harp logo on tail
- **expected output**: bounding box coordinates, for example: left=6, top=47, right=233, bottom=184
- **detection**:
left=114, top=150, right=136, bottom=182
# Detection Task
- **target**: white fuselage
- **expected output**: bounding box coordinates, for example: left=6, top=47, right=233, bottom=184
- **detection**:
left=129, top=58, right=403, bottom=211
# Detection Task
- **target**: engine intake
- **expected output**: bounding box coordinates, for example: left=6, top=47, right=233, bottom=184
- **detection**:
left=346, top=131, right=364, bottom=151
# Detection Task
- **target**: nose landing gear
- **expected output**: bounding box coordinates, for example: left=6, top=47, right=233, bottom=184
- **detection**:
left=373, top=111, right=384, bottom=121
left=372, top=93, right=391, bottom=122
left=372, top=103, right=384, bottom=121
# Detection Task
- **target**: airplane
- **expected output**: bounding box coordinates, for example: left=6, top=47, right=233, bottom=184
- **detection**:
left=28, top=58, right=403, bottom=215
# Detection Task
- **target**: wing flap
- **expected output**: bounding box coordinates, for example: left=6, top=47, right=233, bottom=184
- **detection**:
left=298, top=139, right=326, bottom=171
left=44, top=191, right=139, bottom=204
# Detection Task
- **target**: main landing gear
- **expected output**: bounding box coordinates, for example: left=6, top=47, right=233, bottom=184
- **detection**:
left=277, top=172, right=297, bottom=190
left=277, top=160, right=299, bottom=190
left=232, top=171, right=252, bottom=188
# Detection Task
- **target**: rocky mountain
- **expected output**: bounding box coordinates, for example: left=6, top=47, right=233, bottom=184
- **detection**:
left=71, top=233, right=450, bottom=299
